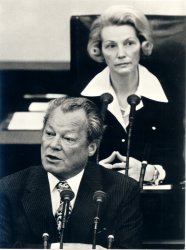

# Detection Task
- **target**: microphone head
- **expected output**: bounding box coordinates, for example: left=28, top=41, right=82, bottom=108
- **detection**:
left=100, top=93, right=113, bottom=104
left=60, top=189, right=75, bottom=201
left=127, top=94, right=141, bottom=106
left=93, top=190, right=106, bottom=203
left=108, top=235, right=114, bottom=239
left=42, top=233, right=49, bottom=239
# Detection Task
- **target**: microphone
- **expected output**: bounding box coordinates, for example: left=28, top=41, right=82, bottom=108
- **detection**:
left=60, top=188, right=74, bottom=227
left=59, top=189, right=75, bottom=249
left=127, top=94, right=141, bottom=122
left=93, top=190, right=106, bottom=204
left=92, top=191, right=107, bottom=249
left=107, top=235, right=114, bottom=249
left=42, top=233, right=49, bottom=249
left=139, top=161, right=148, bottom=191
left=96, top=93, right=113, bottom=163
left=100, top=93, right=113, bottom=121
left=125, top=94, right=141, bottom=176
left=60, top=188, right=74, bottom=202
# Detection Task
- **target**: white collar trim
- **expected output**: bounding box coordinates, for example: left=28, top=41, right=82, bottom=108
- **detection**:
left=81, top=65, right=168, bottom=103
left=81, top=65, right=168, bottom=129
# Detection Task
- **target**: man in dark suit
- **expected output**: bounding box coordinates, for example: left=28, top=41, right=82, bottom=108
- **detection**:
left=0, top=96, right=142, bottom=249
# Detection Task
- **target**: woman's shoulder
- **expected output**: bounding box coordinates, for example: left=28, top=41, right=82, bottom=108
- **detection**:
left=81, top=67, right=110, bottom=97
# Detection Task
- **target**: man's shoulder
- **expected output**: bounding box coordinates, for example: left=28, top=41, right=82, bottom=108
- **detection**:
left=88, top=161, right=138, bottom=188
left=0, top=165, right=42, bottom=191
left=101, top=164, right=138, bottom=186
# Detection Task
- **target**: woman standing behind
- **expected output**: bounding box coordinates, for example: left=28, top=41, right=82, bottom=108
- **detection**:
left=81, top=5, right=175, bottom=184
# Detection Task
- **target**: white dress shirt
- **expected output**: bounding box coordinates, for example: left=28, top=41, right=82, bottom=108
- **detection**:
left=47, top=170, right=84, bottom=216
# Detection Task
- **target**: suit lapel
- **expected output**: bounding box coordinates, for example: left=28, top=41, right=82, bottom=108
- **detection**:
left=21, top=166, right=57, bottom=240
left=68, top=162, right=103, bottom=242
left=21, top=163, right=105, bottom=243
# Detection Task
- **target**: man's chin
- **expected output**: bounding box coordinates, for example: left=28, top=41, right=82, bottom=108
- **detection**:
left=43, top=163, right=66, bottom=177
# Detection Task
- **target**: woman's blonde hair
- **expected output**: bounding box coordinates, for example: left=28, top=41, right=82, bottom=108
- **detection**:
left=87, top=5, right=154, bottom=63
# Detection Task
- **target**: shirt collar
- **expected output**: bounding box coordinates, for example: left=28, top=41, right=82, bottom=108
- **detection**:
left=136, top=64, right=168, bottom=102
left=81, top=64, right=168, bottom=129
left=47, top=169, right=84, bottom=197
left=81, top=64, right=168, bottom=103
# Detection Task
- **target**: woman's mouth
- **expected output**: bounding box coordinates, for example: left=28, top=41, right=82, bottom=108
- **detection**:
left=115, top=62, right=131, bottom=67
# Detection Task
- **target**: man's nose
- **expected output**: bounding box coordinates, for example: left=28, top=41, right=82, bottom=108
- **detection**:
left=50, top=136, right=62, bottom=150
left=117, top=45, right=126, bottom=58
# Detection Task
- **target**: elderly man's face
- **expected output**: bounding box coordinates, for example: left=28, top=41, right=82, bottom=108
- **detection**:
left=41, top=107, right=97, bottom=180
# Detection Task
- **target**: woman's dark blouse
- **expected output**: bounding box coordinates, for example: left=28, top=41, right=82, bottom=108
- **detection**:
left=87, top=96, right=184, bottom=185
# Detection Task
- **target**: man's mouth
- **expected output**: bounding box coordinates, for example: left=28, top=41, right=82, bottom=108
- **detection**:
left=46, top=154, right=62, bottom=162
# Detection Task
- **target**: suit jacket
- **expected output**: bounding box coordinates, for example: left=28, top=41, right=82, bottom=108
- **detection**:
left=0, top=162, right=142, bottom=249
left=87, top=96, right=184, bottom=185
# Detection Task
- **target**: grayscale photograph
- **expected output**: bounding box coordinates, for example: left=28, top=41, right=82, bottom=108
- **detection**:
left=0, top=0, right=185, bottom=249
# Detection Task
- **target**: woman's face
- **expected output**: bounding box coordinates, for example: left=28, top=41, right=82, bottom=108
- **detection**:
left=101, top=24, right=141, bottom=75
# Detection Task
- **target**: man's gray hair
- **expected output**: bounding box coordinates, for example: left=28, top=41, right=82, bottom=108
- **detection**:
left=43, top=96, right=104, bottom=144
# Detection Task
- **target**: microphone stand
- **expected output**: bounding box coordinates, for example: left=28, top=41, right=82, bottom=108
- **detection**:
left=92, top=202, right=101, bottom=249
left=107, top=235, right=114, bottom=249
left=59, top=201, right=70, bottom=249
left=59, top=189, right=75, bottom=249
left=125, top=95, right=141, bottom=176
left=139, top=161, right=148, bottom=191
left=125, top=117, right=133, bottom=177
left=42, top=233, right=49, bottom=249
left=92, top=191, right=106, bottom=249
left=139, top=129, right=156, bottom=190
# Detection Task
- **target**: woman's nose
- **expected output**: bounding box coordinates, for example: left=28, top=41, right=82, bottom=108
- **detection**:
left=50, top=136, right=62, bottom=150
left=117, top=45, right=126, bottom=58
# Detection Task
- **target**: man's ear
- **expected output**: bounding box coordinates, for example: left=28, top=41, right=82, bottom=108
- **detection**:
left=88, top=141, right=98, bottom=157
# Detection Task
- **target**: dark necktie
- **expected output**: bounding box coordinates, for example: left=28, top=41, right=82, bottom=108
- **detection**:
left=55, top=181, right=73, bottom=234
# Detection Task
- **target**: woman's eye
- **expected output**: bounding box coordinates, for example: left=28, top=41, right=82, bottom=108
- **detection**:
left=105, top=44, right=116, bottom=49
left=126, top=41, right=135, bottom=46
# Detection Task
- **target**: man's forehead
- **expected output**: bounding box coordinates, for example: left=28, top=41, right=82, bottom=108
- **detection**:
left=47, top=108, right=88, bottom=129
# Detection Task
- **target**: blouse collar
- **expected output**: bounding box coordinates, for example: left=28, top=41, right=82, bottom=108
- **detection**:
left=81, top=64, right=168, bottom=103
left=81, top=64, right=168, bottom=129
